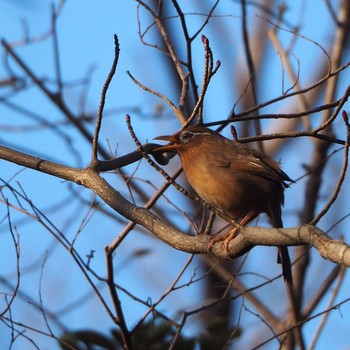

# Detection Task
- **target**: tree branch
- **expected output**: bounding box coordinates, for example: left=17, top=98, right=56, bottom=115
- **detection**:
left=1, top=145, right=349, bottom=266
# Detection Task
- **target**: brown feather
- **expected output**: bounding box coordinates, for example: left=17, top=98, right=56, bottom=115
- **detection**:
left=157, top=126, right=293, bottom=284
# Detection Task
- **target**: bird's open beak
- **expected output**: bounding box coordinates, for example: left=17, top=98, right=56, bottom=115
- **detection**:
left=153, top=135, right=180, bottom=152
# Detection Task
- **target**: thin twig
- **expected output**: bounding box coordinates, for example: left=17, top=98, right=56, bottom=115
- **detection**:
left=127, top=71, right=186, bottom=124
left=268, top=26, right=311, bottom=130
left=259, top=15, right=331, bottom=74
left=136, top=1, right=187, bottom=85
left=252, top=295, right=350, bottom=349
left=229, top=61, right=350, bottom=119
left=51, top=4, right=63, bottom=95
left=108, top=167, right=182, bottom=252
left=241, top=0, right=263, bottom=153
left=0, top=201, right=20, bottom=318
left=303, top=264, right=342, bottom=318
left=308, top=265, right=346, bottom=350
left=186, top=35, right=221, bottom=126
left=311, top=111, right=350, bottom=225
left=186, top=34, right=212, bottom=125
left=170, top=0, right=198, bottom=104
left=190, top=0, right=220, bottom=41
left=105, top=247, right=133, bottom=350
left=131, top=255, right=194, bottom=335
left=206, top=99, right=341, bottom=126
left=91, top=35, right=120, bottom=164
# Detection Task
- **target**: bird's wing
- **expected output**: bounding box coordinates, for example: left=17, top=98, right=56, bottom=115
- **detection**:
left=207, top=143, right=292, bottom=186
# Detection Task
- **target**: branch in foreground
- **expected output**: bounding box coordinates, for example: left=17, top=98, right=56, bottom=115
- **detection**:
left=1, top=145, right=349, bottom=267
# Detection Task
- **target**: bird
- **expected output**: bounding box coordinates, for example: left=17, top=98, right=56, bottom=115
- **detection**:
left=154, top=125, right=293, bottom=284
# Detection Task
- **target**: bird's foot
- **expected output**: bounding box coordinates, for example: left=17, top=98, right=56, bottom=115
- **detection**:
left=221, top=227, right=240, bottom=255
left=208, top=226, right=240, bottom=255
left=207, top=234, right=225, bottom=252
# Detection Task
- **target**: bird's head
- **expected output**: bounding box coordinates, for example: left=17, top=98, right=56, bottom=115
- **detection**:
left=154, top=126, right=215, bottom=153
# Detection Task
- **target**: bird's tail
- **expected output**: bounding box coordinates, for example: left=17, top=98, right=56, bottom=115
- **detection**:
left=278, top=246, right=293, bottom=285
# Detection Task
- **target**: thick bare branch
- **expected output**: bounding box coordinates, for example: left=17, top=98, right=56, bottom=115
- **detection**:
left=1, top=145, right=349, bottom=267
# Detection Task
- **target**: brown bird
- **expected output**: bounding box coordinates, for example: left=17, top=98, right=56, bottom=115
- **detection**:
left=155, top=126, right=293, bottom=284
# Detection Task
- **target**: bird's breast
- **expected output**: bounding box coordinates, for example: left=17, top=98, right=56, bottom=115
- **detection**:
left=178, top=147, right=280, bottom=219
left=180, top=151, right=247, bottom=216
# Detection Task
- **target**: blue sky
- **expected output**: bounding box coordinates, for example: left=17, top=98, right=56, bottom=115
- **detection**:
left=1, top=1, right=350, bottom=349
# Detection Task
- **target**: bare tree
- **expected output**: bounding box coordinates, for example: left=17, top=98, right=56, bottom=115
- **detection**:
left=1, top=1, right=350, bottom=349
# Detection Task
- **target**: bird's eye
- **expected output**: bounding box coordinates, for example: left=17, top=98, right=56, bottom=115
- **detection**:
left=180, top=131, right=194, bottom=143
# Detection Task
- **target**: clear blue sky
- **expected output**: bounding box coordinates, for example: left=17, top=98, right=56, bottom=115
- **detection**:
left=1, top=1, right=349, bottom=349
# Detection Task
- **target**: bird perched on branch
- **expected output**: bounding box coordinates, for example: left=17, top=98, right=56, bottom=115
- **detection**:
left=155, top=125, right=293, bottom=284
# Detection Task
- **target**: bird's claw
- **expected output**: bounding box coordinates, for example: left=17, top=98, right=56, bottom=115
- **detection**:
left=207, top=226, right=240, bottom=256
